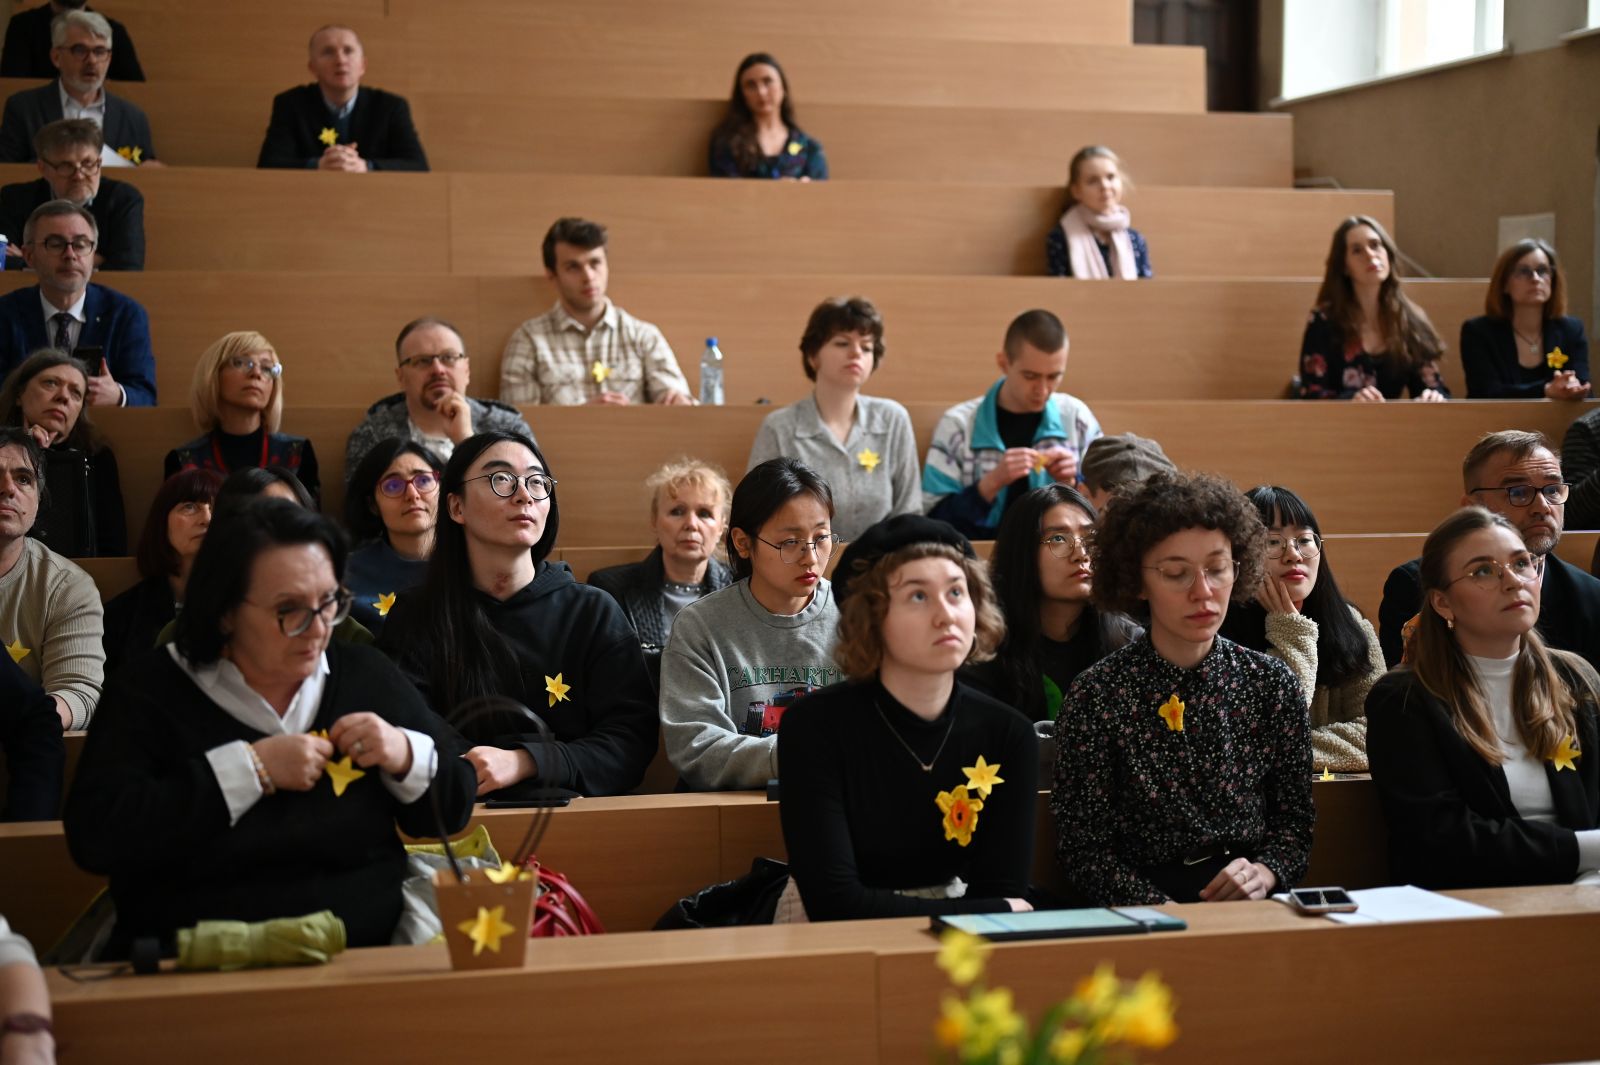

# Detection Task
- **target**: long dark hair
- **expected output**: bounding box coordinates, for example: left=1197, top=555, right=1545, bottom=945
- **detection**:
left=710, top=52, right=799, bottom=174
left=1219, top=485, right=1372, bottom=690
left=1314, top=215, right=1443, bottom=372
left=985, top=485, right=1138, bottom=718
left=0, top=349, right=100, bottom=453
left=727, top=457, right=832, bottom=581
left=409, top=430, right=558, bottom=717
left=344, top=437, right=445, bottom=545
left=135, top=468, right=223, bottom=582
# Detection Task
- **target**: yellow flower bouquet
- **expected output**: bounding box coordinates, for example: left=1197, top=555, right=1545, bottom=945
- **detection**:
left=933, top=929, right=1177, bottom=1064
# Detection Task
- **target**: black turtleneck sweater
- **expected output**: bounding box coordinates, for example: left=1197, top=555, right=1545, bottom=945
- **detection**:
left=776, top=678, right=1037, bottom=921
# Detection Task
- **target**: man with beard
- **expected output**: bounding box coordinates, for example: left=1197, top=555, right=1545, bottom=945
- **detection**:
left=0, top=0, right=144, bottom=81
left=344, top=316, right=535, bottom=479
left=1377, top=429, right=1600, bottom=666
left=0, top=10, right=156, bottom=165
left=0, top=118, right=143, bottom=269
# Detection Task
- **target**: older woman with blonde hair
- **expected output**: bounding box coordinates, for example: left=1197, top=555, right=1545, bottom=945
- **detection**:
left=776, top=514, right=1037, bottom=921
left=589, top=458, right=735, bottom=671
left=163, top=331, right=320, bottom=505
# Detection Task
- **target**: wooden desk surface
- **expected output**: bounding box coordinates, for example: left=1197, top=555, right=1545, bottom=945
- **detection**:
left=41, top=885, right=1600, bottom=1064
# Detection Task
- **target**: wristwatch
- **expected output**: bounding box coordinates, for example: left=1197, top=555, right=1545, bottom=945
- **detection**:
left=0, top=1012, right=52, bottom=1038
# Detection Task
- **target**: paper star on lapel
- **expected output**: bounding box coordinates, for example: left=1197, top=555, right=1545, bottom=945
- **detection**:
left=116, top=145, right=142, bottom=164
left=545, top=673, right=572, bottom=708
left=5, top=639, right=28, bottom=664
left=324, top=754, right=367, bottom=797
left=457, top=904, right=517, bottom=955
left=591, top=361, right=611, bottom=384
left=1552, top=735, right=1580, bottom=772
left=856, top=448, right=880, bottom=472
left=319, top=127, right=339, bottom=146
left=374, top=592, right=397, bottom=617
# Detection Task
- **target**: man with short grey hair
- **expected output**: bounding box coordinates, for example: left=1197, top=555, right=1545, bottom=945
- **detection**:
left=1, top=0, right=144, bottom=82
left=0, top=9, right=157, bottom=165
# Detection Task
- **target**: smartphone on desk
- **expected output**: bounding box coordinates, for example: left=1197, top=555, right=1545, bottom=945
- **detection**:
left=1289, top=887, right=1358, bottom=915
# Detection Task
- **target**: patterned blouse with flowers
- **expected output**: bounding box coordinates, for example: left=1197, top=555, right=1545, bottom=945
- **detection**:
left=708, top=127, right=828, bottom=180
left=1051, top=634, right=1315, bottom=905
left=1297, top=309, right=1450, bottom=400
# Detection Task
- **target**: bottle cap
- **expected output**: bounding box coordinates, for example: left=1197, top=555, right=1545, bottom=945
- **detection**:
left=706, top=337, right=717, bottom=347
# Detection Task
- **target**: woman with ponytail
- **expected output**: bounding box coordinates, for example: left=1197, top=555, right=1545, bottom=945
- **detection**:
left=1367, top=506, right=1600, bottom=887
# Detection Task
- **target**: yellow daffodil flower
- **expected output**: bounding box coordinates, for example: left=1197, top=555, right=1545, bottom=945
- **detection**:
left=962, top=756, right=1004, bottom=799
left=1548, top=347, right=1569, bottom=371
left=1158, top=693, right=1184, bottom=732
left=545, top=672, right=572, bottom=708
left=856, top=448, right=880, bottom=472
left=319, top=127, right=338, bottom=146
left=935, top=928, right=991, bottom=987
left=936, top=784, right=984, bottom=846
left=374, top=592, right=397, bottom=617
left=5, top=639, right=28, bottom=663
left=1552, top=735, right=1580, bottom=772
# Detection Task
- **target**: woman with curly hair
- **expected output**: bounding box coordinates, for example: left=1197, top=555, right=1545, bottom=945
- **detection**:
left=1050, top=472, right=1315, bottom=905
left=777, top=515, right=1036, bottom=921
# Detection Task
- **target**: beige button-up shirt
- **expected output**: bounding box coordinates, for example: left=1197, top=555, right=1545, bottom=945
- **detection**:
left=498, top=299, right=691, bottom=405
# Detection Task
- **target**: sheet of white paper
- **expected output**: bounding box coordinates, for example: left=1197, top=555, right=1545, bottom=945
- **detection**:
left=1324, top=885, right=1500, bottom=925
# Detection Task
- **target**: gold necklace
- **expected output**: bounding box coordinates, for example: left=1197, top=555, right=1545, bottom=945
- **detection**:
left=874, top=699, right=955, bottom=773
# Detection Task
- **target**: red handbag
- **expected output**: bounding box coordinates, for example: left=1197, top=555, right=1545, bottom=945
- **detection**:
left=529, top=862, right=606, bottom=937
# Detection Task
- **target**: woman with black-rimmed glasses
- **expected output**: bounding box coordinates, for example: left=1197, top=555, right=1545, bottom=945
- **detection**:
left=1050, top=472, right=1314, bottom=906
left=65, top=498, right=476, bottom=957
left=1219, top=486, right=1385, bottom=773
left=379, top=431, right=657, bottom=798
left=342, top=438, right=444, bottom=634
left=660, top=458, right=843, bottom=790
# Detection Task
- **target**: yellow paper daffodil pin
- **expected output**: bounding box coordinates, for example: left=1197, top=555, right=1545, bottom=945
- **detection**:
left=856, top=448, right=880, bottom=473
left=545, top=673, right=571, bottom=708
left=484, top=860, right=529, bottom=884
left=308, top=728, right=329, bottom=740
left=591, top=360, right=611, bottom=384
left=1321, top=766, right=1335, bottom=782
left=1548, top=347, right=1570, bottom=371
left=5, top=638, right=28, bottom=664
left=1032, top=453, right=1049, bottom=474
left=786, top=141, right=802, bottom=156
left=319, top=127, right=338, bottom=147
left=936, top=785, right=984, bottom=847
left=1552, top=735, right=1580, bottom=772
left=374, top=592, right=397, bottom=617
left=457, top=904, right=517, bottom=955
left=324, top=754, right=367, bottom=797
left=1158, top=694, right=1184, bottom=732
left=116, top=145, right=142, bottom=164
left=962, top=756, right=1004, bottom=799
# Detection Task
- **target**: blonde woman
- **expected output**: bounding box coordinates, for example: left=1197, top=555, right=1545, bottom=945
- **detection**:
left=162, top=331, right=320, bottom=504
left=1045, top=146, right=1152, bottom=279
left=1367, top=506, right=1600, bottom=888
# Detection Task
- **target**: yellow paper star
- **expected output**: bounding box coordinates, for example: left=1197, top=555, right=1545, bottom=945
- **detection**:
left=374, top=592, right=397, bottom=617
left=1552, top=735, right=1580, bottom=772
left=1321, top=766, right=1335, bottom=782
left=591, top=360, right=610, bottom=384
left=1547, top=347, right=1569, bottom=371
left=457, top=904, right=517, bottom=955
left=545, top=672, right=571, bottom=708
left=1032, top=454, right=1048, bottom=474
left=962, top=756, right=1004, bottom=799
left=1158, top=694, right=1184, bottom=732
left=324, top=754, right=367, bottom=797
left=484, top=860, right=529, bottom=884
left=856, top=448, right=880, bottom=472
left=308, top=728, right=329, bottom=740
left=319, top=127, right=338, bottom=146
left=5, top=638, right=28, bottom=664
left=116, top=145, right=141, bottom=164
left=786, top=141, right=801, bottom=156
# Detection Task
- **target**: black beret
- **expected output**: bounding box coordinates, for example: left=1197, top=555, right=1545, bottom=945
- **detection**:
left=830, top=514, right=975, bottom=605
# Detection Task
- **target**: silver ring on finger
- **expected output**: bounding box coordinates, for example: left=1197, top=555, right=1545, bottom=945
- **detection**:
left=353, top=740, right=364, bottom=755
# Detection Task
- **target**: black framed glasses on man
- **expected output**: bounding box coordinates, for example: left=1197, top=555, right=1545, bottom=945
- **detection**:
left=1468, top=483, right=1570, bottom=508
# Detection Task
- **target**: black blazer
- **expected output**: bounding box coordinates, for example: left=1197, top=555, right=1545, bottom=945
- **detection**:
left=0, top=80, right=156, bottom=163
left=0, top=4, right=144, bottom=81
left=588, top=547, right=734, bottom=653
left=0, top=175, right=144, bottom=270
left=1366, top=666, right=1600, bottom=888
left=1378, top=554, right=1600, bottom=668
left=1460, top=315, right=1590, bottom=398
left=256, top=84, right=428, bottom=172
left=0, top=644, right=65, bottom=821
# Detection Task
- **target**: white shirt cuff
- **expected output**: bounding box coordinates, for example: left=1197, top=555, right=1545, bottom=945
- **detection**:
left=1576, top=829, right=1600, bottom=874
left=381, top=728, right=436, bottom=805
left=117, top=383, right=127, bottom=407
left=206, top=740, right=264, bottom=826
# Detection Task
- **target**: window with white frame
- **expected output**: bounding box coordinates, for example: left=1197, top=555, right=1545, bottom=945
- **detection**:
left=1282, top=0, right=1504, bottom=99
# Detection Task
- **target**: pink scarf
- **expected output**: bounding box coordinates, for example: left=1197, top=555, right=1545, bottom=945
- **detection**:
left=1059, top=203, right=1137, bottom=280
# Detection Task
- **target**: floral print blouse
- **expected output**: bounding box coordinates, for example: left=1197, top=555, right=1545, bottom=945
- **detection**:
left=709, top=127, right=828, bottom=180
left=1297, top=309, right=1449, bottom=400
left=1050, top=634, right=1315, bottom=905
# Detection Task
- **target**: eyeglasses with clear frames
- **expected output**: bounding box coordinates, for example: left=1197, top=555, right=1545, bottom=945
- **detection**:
left=1040, top=532, right=1090, bottom=559
left=378, top=472, right=439, bottom=497
left=1446, top=553, right=1544, bottom=590
left=1468, top=483, right=1570, bottom=508
left=40, top=157, right=100, bottom=178
left=398, top=353, right=467, bottom=370
left=30, top=235, right=95, bottom=256
left=466, top=471, right=557, bottom=499
left=1264, top=533, right=1321, bottom=560
left=756, top=534, right=842, bottom=565
left=224, top=355, right=283, bottom=379
left=1143, top=559, right=1240, bottom=590
left=1511, top=264, right=1553, bottom=282
left=246, top=589, right=353, bottom=638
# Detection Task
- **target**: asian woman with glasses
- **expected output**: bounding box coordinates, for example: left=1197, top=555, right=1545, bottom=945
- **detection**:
left=342, top=438, right=444, bottom=634
left=964, top=484, right=1140, bottom=722
left=65, top=498, right=476, bottom=956
left=379, top=431, right=658, bottom=798
left=659, top=458, right=843, bottom=790
left=1219, top=486, right=1385, bottom=773
left=1050, top=472, right=1314, bottom=905
left=164, top=331, right=321, bottom=506
left=1366, top=506, right=1600, bottom=889
left=1460, top=239, right=1590, bottom=399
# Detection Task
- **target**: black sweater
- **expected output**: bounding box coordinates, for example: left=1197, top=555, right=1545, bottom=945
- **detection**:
left=380, top=561, right=658, bottom=796
left=777, top=679, right=1037, bottom=921
left=0, top=648, right=64, bottom=822
left=100, top=575, right=174, bottom=678
left=63, top=642, right=476, bottom=953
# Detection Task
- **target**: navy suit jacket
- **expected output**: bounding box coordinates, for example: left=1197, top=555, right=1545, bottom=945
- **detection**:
left=0, top=281, right=155, bottom=405
left=0, top=176, right=144, bottom=269
left=257, top=84, right=428, bottom=171
left=0, top=79, right=156, bottom=163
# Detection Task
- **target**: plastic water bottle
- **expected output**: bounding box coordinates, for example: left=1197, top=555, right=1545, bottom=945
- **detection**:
left=699, top=337, right=725, bottom=406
